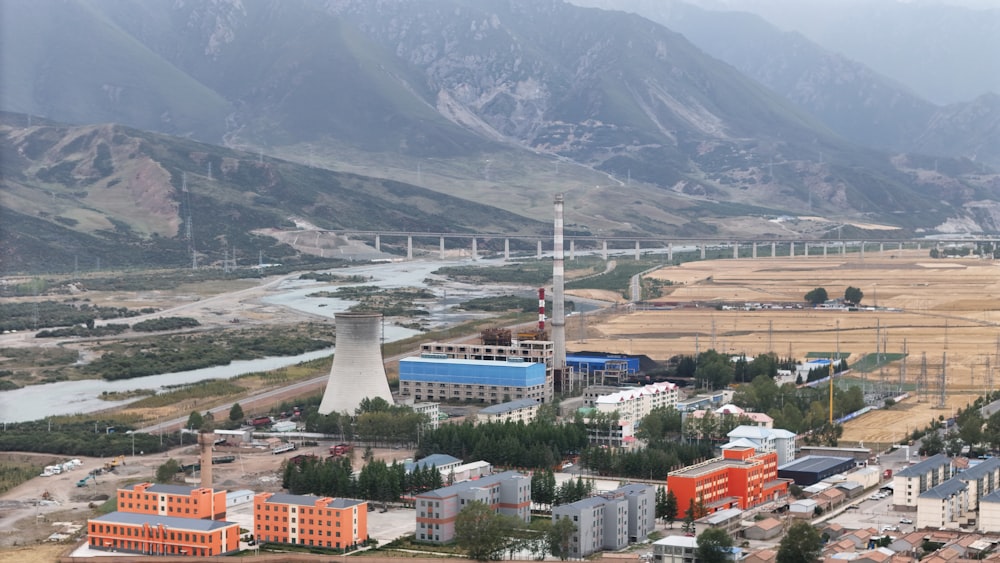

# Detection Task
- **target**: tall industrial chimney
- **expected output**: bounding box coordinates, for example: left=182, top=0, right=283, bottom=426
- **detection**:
left=318, top=312, right=395, bottom=415
left=552, top=194, right=567, bottom=370
left=198, top=432, right=214, bottom=490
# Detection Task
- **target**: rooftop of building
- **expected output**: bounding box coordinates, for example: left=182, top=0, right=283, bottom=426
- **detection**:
left=479, top=398, right=541, bottom=415
left=670, top=456, right=756, bottom=478
left=614, top=483, right=654, bottom=496
left=779, top=455, right=853, bottom=473
left=262, top=493, right=365, bottom=508
left=918, top=477, right=967, bottom=500
left=728, top=425, right=794, bottom=440
left=654, top=536, right=698, bottom=549
left=91, top=511, right=235, bottom=531
left=698, top=507, right=742, bottom=524
left=405, top=454, right=462, bottom=471
left=957, top=456, right=1000, bottom=480
left=402, top=356, right=540, bottom=367
left=895, top=453, right=951, bottom=477
left=417, top=470, right=526, bottom=499
left=144, top=484, right=200, bottom=495
left=980, top=489, right=1000, bottom=503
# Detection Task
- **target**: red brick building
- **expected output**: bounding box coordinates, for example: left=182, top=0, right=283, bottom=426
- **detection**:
left=254, top=492, right=367, bottom=549
left=118, top=482, right=227, bottom=520
left=87, top=512, right=239, bottom=556
left=666, top=446, right=789, bottom=517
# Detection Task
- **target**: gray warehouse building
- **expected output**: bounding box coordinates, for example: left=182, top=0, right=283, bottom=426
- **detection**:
left=778, top=456, right=856, bottom=485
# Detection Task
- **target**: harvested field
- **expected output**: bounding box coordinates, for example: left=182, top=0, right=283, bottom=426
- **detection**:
left=580, top=249, right=1000, bottom=446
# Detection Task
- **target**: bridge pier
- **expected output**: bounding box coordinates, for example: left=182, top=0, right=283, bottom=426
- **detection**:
left=898, top=242, right=903, bottom=251
left=841, top=242, right=846, bottom=256
left=375, top=234, right=381, bottom=252
left=472, top=237, right=478, bottom=260
left=752, top=242, right=757, bottom=259
left=771, top=242, right=776, bottom=257
left=504, top=239, right=510, bottom=261
left=668, top=243, right=674, bottom=262
left=570, top=240, right=575, bottom=260
left=700, top=244, right=706, bottom=260
left=860, top=241, right=865, bottom=259
left=440, top=237, right=446, bottom=260
left=880, top=242, right=884, bottom=253
left=602, top=240, right=608, bottom=261
left=733, top=243, right=739, bottom=259
left=537, top=240, right=543, bottom=259
left=804, top=243, right=809, bottom=257
left=823, top=244, right=827, bottom=257
left=789, top=241, right=795, bottom=258
left=918, top=243, right=922, bottom=250
left=635, top=240, right=641, bottom=260
left=407, top=236, right=413, bottom=260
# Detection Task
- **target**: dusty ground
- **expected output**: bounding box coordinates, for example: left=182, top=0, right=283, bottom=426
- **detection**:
left=582, top=249, right=1000, bottom=448
left=0, top=445, right=414, bottom=557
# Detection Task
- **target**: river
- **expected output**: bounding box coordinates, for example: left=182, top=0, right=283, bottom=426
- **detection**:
left=0, top=257, right=536, bottom=423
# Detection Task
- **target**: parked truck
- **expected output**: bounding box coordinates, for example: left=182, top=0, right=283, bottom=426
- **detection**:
left=329, top=443, right=353, bottom=457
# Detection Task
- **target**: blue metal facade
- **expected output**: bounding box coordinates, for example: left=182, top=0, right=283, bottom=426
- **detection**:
left=400, top=357, right=546, bottom=387
left=566, top=354, right=640, bottom=374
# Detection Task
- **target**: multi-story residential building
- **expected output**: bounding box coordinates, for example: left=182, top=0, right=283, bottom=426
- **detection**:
left=399, top=356, right=547, bottom=404
left=978, top=490, right=1000, bottom=532
left=117, top=483, right=227, bottom=520
left=893, top=454, right=953, bottom=508
left=553, top=493, right=629, bottom=558
left=916, top=478, right=968, bottom=529
left=725, top=425, right=797, bottom=466
left=419, top=340, right=555, bottom=402
left=593, top=382, right=679, bottom=427
left=956, top=457, right=1000, bottom=510
left=253, top=493, right=367, bottom=549
left=614, top=484, right=656, bottom=542
left=414, top=470, right=530, bottom=544
left=412, top=402, right=441, bottom=430
left=476, top=398, right=541, bottom=425
left=666, top=446, right=789, bottom=517
left=87, top=512, right=239, bottom=556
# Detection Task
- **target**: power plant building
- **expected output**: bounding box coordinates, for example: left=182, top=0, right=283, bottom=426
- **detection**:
left=399, top=356, right=546, bottom=404
left=419, top=339, right=555, bottom=402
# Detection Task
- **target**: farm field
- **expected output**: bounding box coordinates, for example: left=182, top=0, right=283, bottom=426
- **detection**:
left=576, top=249, right=1000, bottom=448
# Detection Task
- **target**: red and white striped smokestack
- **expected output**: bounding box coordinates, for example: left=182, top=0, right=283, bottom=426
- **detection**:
left=538, top=288, right=545, bottom=330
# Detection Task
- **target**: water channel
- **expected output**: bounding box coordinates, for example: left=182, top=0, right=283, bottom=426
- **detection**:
left=0, top=257, right=535, bottom=423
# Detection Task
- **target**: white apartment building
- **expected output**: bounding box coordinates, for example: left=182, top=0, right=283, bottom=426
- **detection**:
left=893, top=454, right=953, bottom=508
left=724, top=425, right=797, bottom=466
left=593, top=381, right=679, bottom=426
left=916, top=478, right=968, bottom=529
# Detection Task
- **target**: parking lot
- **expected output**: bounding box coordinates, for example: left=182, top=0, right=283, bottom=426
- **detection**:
left=826, top=492, right=916, bottom=534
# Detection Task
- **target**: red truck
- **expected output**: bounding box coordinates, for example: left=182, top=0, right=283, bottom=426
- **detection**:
left=250, top=416, right=272, bottom=427
left=883, top=469, right=893, bottom=479
left=330, top=443, right=353, bottom=457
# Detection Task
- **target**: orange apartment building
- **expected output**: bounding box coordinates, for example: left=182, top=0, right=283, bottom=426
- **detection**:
left=117, top=483, right=227, bottom=520
left=254, top=492, right=368, bottom=549
left=666, top=446, right=789, bottom=517
left=87, top=512, right=239, bottom=556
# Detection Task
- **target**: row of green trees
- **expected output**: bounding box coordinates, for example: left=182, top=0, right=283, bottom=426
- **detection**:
left=529, top=470, right=595, bottom=508
left=730, top=374, right=863, bottom=437
left=282, top=456, right=444, bottom=504
left=0, top=300, right=147, bottom=332
left=82, top=332, right=331, bottom=380
left=0, top=418, right=177, bottom=457
left=416, top=418, right=588, bottom=470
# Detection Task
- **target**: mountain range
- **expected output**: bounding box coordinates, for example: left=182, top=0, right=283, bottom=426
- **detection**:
left=1, top=0, right=999, bottom=274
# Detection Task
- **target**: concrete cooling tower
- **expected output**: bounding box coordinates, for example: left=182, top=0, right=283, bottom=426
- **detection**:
left=318, top=312, right=395, bottom=415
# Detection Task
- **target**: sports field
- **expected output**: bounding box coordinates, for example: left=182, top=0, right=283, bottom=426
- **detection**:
left=574, top=249, right=1000, bottom=448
